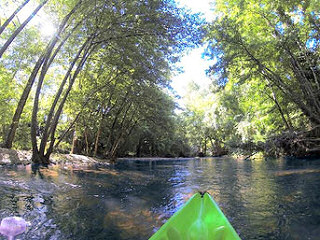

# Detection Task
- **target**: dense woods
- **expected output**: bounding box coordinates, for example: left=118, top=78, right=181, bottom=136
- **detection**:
left=182, top=0, right=320, bottom=157
left=0, top=0, right=319, bottom=163
left=0, top=0, right=203, bottom=163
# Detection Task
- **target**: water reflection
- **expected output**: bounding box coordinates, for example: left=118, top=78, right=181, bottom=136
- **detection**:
left=0, top=157, right=320, bottom=239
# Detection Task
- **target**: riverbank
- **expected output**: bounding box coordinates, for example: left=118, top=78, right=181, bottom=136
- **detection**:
left=0, top=148, right=202, bottom=167
left=0, top=147, right=109, bottom=167
left=118, top=157, right=196, bottom=161
left=0, top=148, right=201, bottom=167
left=1, top=150, right=320, bottom=239
left=0, top=147, right=266, bottom=168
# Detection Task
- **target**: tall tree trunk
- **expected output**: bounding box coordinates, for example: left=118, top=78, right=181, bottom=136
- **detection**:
left=84, top=127, right=89, bottom=155
left=39, top=39, right=89, bottom=155
left=93, top=106, right=106, bottom=157
left=31, top=50, right=89, bottom=164
left=0, top=0, right=48, bottom=58
left=93, top=119, right=102, bottom=157
left=4, top=2, right=80, bottom=149
left=105, top=90, right=131, bottom=154
left=108, top=103, right=133, bottom=159
left=43, top=42, right=95, bottom=160
left=93, top=88, right=116, bottom=157
left=0, top=0, right=30, bottom=35
left=4, top=53, right=45, bottom=148
left=209, top=137, right=215, bottom=154
left=269, top=90, right=292, bottom=131
left=136, top=137, right=143, bottom=157
left=70, top=128, right=79, bottom=154
left=110, top=117, right=138, bottom=160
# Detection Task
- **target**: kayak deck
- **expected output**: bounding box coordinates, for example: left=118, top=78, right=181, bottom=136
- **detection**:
left=149, top=192, right=241, bottom=240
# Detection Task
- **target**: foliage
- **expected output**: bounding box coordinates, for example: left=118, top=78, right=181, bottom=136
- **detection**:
left=1, top=0, right=317, bottom=160
left=0, top=0, right=204, bottom=162
left=180, top=0, right=320, bottom=155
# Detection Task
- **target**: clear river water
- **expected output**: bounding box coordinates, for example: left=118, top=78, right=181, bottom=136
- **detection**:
left=0, top=157, right=320, bottom=240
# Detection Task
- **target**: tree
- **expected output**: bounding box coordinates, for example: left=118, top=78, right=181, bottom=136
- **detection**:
left=3, top=0, right=82, bottom=149
left=28, top=0, right=203, bottom=163
left=0, top=0, right=48, bottom=58
left=0, top=0, right=204, bottom=164
left=206, top=0, right=320, bottom=127
left=0, top=0, right=30, bottom=35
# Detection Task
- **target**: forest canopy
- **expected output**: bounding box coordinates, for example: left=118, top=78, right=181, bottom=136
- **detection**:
left=0, top=0, right=204, bottom=163
left=0, top=0, right=319, bottom=162
left=196, top=0, right=320, bottom=156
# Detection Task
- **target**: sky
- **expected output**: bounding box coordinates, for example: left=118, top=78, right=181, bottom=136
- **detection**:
left=1, top=0, right=215, bottom=104
left=171, top=0, right=215, bottom=102
left=0, top=0, right=56, bottom=39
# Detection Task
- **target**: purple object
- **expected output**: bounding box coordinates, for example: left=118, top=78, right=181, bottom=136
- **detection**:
left=0, top=217, right=27, bottom=240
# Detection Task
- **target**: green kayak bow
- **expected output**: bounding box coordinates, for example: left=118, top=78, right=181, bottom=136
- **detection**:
left=149, top=192, right=241, bottom=240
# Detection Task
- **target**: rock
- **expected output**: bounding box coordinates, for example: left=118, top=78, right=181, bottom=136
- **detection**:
left=0, top=216, right=27, bottom=239
left=0, top=148, right=110, bottom=167
left=0, top=148, right=31, bottom=165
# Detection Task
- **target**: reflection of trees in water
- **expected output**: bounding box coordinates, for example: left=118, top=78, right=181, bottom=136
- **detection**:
left=274, top=166, right=320, bottom=239
left=47, top=162, right=178, bottom=239
left=1, top=159, right=319, bottom=239
left=57, top=159, right=320, bottom=240
left=239, top=159, right=279, bottom=238
left=0, top=167, right=64, bottom=239
left=183, top=158, right=280, bottom=238
left=182, top=158, right=246, bottom=234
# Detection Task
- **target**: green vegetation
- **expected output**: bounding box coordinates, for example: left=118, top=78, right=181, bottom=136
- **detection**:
left=182, top=0, right=320, bottom=157
left=0, top=0, right=319, bottom=163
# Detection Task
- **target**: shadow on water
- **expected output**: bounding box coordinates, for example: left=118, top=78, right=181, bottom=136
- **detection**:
left=0, top=157, right=320, bottom=239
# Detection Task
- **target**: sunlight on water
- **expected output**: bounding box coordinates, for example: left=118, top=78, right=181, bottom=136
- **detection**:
left=0, top=157, right=320, bottom=239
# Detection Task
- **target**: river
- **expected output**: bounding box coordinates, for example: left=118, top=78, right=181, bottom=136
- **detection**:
left=0, top=157, right=320, bottom=239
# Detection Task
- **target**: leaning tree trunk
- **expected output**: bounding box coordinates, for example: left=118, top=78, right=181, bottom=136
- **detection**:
left=265, top=12, right=320, bottom=125
left=0, top=0, right=30, bottom=35
left=108, top=102, right=133, bottom=159
left=31, top=41, right=92, bottom=163
left=39, top=39, right=89, bottom=156
left=110, top=116, right=138, bottom=160
left=267, top=88, right=293, bottom=131
left=241, top=39, right=320, bottom=126
left=36, top=41, right=95, bottom=162
left=3, top=2, right=81, bottom=149
left=55, top=69, right=124, bottom=150
left=3, top=53, right=45, bottom=149
left=4, top=26, right=69, bottom=149
left=0, top=0, right=48, bottom=58
left=93, top=87, right=116, bottom=156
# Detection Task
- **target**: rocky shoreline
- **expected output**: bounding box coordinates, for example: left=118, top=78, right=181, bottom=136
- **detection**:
left=0, top=148, right=109, bottom=168
left=0, top=147, right=264, bottom=169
